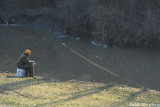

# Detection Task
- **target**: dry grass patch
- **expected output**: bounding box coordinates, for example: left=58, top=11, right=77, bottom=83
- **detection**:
left=0, top=73, right=160, bottom=107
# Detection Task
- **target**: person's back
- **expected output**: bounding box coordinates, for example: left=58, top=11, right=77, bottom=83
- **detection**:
left=17, top=53, right=29, bottom=69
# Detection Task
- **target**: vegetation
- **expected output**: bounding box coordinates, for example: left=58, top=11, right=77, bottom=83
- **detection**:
left=0, top=73, right=160, bottom=106
left=1, top=0, right=160, bottom=48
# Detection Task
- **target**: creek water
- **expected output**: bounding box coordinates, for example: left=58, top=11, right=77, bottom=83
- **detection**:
left=0, top=26, right=160, bottom=91
left=64, top=40, right=160, bottom=91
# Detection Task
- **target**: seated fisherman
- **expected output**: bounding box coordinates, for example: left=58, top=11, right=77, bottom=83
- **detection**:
left=17, top=49, right=36, bottom=77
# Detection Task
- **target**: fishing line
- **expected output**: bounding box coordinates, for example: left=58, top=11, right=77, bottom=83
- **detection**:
left=62, top=43, right=146, bottom=89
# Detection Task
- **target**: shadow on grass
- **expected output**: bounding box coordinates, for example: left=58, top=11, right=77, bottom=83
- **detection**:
left=113, top=88, right=147, bottom=106
left=0, top=75, right=55, bottom=100
left=0, top=76, right=44, bottom=95
left=11, top=90, right=43, bottom=100
left=39, top=84, right=115, bottom=106
left=6, top=76, right=24, bottom=78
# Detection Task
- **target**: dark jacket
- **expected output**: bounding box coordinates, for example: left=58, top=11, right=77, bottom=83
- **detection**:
left=17, top=53, right=30, bottom=69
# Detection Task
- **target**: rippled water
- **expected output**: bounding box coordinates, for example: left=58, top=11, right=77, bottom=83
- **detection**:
left=66, top=40, right=160, bottom=90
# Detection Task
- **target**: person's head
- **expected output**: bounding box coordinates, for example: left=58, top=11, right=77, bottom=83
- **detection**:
left=25, top=49, right=31, bottom=55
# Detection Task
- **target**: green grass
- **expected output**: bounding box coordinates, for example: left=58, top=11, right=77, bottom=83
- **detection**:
left=0, top=73, right=160, bottom=107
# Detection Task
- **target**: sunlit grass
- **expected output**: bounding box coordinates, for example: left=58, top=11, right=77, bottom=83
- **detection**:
left=0, top=73, right=160, bottom=107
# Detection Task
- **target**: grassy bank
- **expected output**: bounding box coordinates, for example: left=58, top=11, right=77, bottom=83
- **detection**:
left=0, top=73, right=160, bottom=107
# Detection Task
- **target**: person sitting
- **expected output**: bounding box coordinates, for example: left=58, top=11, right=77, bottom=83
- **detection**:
left=17, top=49, right=36, bottom=77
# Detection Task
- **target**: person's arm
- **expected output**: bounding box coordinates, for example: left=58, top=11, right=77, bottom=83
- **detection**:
left=29, top=60, right=35, bottom=63
left=28, top=57, right=36, bottom=66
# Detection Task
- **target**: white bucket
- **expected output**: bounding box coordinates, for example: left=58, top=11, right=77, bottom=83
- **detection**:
left=16, top=68, right=25, bottom=77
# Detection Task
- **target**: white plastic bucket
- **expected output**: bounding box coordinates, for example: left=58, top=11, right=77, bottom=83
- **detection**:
left=16, top=68, right=24, bottom=77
